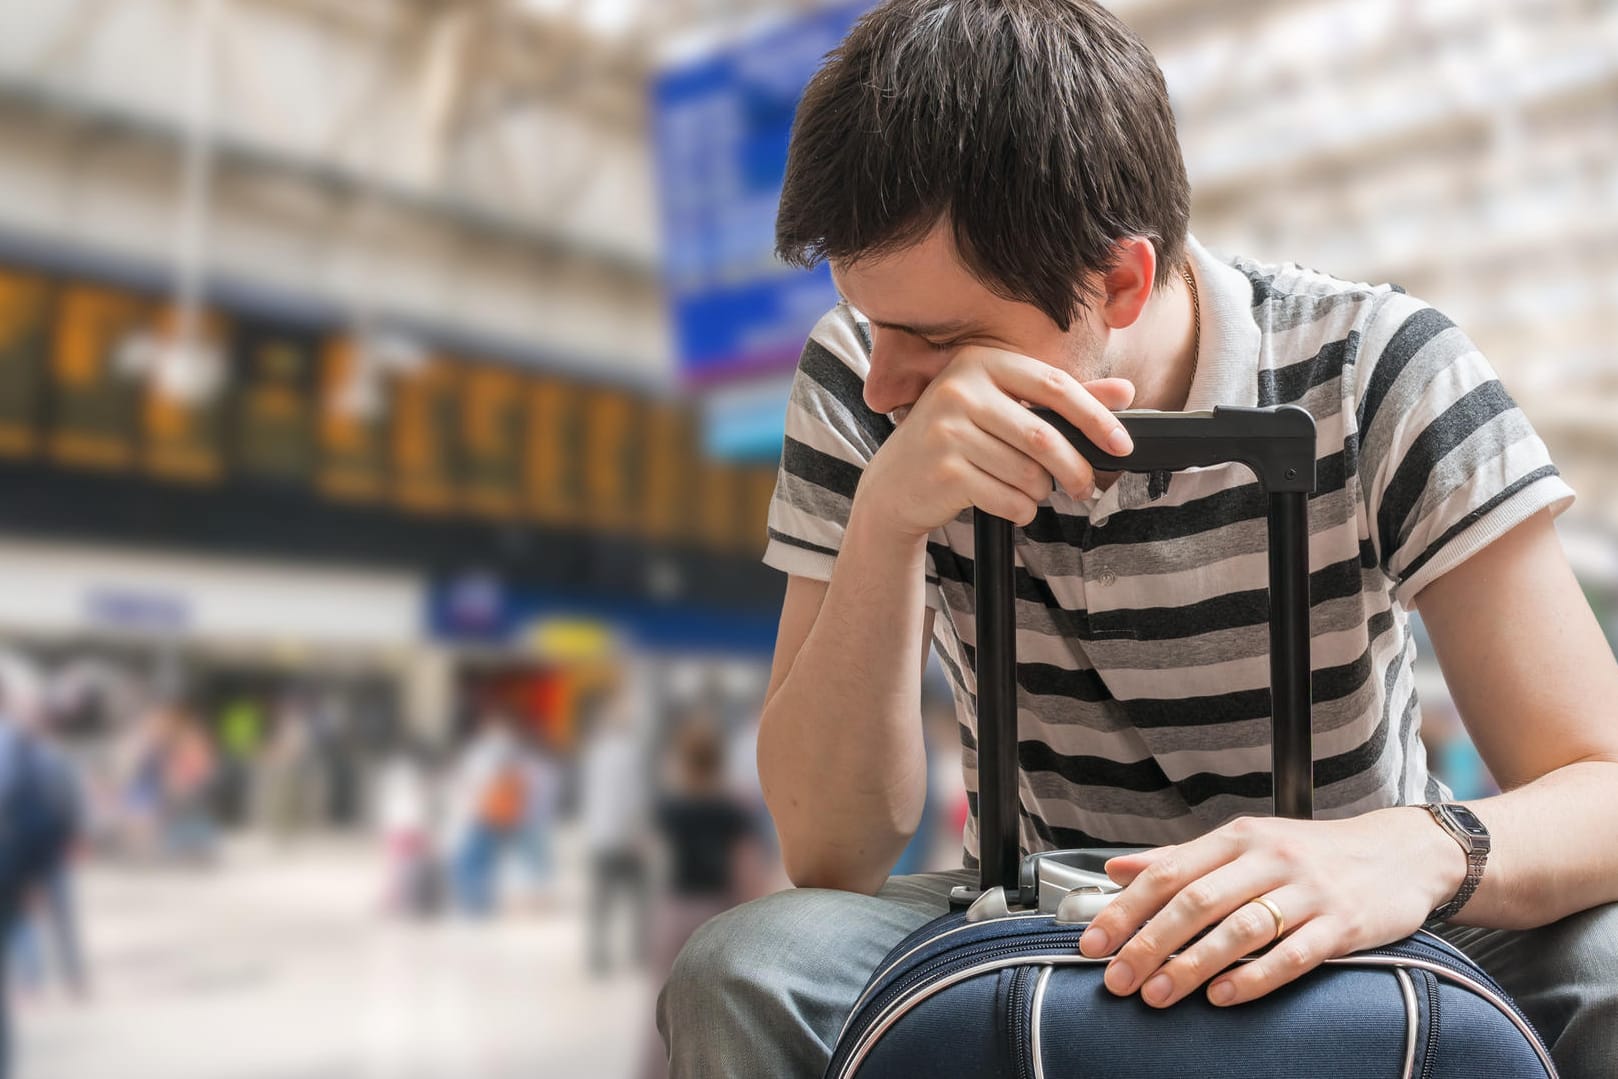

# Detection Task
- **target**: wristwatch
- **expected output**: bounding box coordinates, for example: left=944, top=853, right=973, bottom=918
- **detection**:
left=1419, top=802, right=1490, bottom=924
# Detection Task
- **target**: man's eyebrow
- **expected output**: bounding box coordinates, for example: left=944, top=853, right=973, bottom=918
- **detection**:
left=866, top=317, right=978, bottom=338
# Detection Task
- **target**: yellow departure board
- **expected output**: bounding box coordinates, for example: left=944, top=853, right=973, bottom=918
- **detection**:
left=461, top=363, right=524, bottom=518
left=317, top=336, right=387, bottom=501
left=696, top=459, right=738, bottom=551
left=639, top=402, right=691, bottom=542
left=0, top=267, right=52, bottom=457
left=142, top=306, right=226, bottom=484
left=236, top=325, right=317, bottom=483
left=525, top=378, right=580, bottom=526
left=392, top=357, right=459, bottom=515
left=49, top=284, right=148, bottom=471
left=12, top=266, right=775, bottom=562
left=583, top=388, right=640, bottom=533
left=740, top=464, right=778, bottom=556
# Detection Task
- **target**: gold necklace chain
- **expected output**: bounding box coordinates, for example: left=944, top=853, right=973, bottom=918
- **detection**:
left=1180, top=262, right=1201, bottom=395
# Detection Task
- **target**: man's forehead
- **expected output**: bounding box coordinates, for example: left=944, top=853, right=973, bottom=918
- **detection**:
left=829, top=256, right=992, bottom=336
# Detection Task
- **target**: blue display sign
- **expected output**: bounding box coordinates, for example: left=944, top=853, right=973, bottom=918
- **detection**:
left=426, top=581, right=779, bottom=657
left=652, top=2, right=869, bottom=387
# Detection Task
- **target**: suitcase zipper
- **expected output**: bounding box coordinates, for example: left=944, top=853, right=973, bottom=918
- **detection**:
left=836, top=913, right=1046, bottom=1043
left=1336, top=954, right=1555, bottom=1078
left=1362, top=939, right=1548, bottom=1063
left=831, top=933, right=1080, bottom=1078
left=1008, top=965, right=1035, bottom=1079
left=1417, top=969, right=1441, bottom=1079
left=1029, top=966, right=1053, bottom=1079
left=1393, top=968, right=1419, bottom=1079
left=835, top=953, right=1069, bottom=1079
left=854, top=931, right=1077, bottom=1032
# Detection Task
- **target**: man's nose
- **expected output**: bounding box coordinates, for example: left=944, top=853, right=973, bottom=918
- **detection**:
left=863, top=333, right=933, bottom=416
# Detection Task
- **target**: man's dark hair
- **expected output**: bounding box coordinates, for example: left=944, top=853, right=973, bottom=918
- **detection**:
left=776, top=0, right=1190, bottom=331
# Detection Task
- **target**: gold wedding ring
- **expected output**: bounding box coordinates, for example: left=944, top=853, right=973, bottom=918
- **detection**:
left=1250, top=896, right=1286, bottom=942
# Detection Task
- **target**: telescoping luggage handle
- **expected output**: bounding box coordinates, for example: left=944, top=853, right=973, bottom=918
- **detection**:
left=974, top=404, right=1319, bottom=896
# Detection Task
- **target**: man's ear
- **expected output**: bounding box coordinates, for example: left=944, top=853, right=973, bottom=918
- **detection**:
left=1096, top=237, right=1158, bottom=331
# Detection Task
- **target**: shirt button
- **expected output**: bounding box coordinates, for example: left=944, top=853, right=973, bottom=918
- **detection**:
left=1098, top=571, right=1118, bottom=587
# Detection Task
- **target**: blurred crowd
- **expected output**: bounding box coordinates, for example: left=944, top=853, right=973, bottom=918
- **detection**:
left=0, top=635, right=985, bottom=1077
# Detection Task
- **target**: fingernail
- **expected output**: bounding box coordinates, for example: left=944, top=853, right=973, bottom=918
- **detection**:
left=1107, top=427, right=1133, bottom=456
left=1144, top=974, right=1173, bottom=1005
left=1105, top=961, right=1133, bottom=994
left=1079, top=928, right=1109, bottom=956
left=1210, top=981, right=1236, bottom=1005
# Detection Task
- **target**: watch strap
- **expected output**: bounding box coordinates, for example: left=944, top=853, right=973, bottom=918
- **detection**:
left=1421, top=803, right=1487, bottom=924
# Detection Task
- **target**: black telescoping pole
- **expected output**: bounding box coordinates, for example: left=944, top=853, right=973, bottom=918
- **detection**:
left=974, top=511, right=1022, bottom=892
left=1267, top=490, right=1314, bottom=820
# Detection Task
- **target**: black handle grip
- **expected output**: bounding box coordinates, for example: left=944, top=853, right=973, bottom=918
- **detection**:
left=1031, top=404, right=1317, bottom=492
left=974, top=405, right=1319, bottom=895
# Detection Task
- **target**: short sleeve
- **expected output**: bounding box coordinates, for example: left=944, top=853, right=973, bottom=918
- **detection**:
left=761, top=304, right=893, bottom=582
left=1353, top=295, right=1575, bottom=606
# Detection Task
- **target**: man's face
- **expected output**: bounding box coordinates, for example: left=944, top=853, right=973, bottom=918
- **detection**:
left=830, top=223, right=1108, bottom=420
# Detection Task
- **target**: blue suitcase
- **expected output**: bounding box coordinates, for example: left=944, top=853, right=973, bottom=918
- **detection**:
left=827, top=405, right=1557, bottom=1078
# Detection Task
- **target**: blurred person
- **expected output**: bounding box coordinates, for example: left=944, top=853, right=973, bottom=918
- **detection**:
left=578, top=686, right=650, bottom=976
left=640, top=719, right=763, bottom=1079
left=114, top=699, right=172, bottom=858
left=44, top=660, right=135, bottom=857
left=160, top=707, right=219, bottom=863
left=111, top=697, right=215, bottom=862
left=253, top=695, right=324, bottom=845
left=375, top=736, right=438, bottom=917
left=446, top=711, right=529, bottom=917
left=215, top=696, right=266, bottom=828
left=517, top=737, right=563, bottom=908
left=311, top=690, right=361, bottom=829
left=0, top=654, right=80, bottom=1079
left=661, top=3, right=1618, bottom=1077
left=7, top=680, right=89, bottom=1006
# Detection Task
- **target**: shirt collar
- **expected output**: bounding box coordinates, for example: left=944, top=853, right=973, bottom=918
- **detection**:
left=1182, top=233, right=1262, bottom=411
left=1071, top=235, right=1263, bottom=523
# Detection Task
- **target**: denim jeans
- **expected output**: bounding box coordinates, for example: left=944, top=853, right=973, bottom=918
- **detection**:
left=657, top=869, right=1618, bottom=1078
left=451, top=823, right=509, bottom=917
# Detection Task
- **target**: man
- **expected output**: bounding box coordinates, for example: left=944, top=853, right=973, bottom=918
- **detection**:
left=657, top=2, right=1618, bottom=1076
left=0, top=656, right=78, bottom=1079
left=579, top=687, right=652, bottom=974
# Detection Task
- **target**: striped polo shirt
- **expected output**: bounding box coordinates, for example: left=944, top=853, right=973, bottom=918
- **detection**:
left=763, top=235, right=1575, bottom=865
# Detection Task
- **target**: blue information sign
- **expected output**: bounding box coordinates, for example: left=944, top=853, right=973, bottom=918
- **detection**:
left=652, top=3, right=869, bottom=388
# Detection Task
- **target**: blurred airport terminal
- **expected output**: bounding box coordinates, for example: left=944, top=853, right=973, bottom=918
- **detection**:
left=0, top=1, right=1613, bottom=1076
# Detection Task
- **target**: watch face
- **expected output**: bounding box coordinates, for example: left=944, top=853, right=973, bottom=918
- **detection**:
left=1445, top=805, right=1490, bottom=838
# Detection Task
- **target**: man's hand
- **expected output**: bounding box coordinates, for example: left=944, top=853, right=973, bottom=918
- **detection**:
left=859, top=346, right=1136, bottom=538
left=1076, top=808, right=1468, bottom=1007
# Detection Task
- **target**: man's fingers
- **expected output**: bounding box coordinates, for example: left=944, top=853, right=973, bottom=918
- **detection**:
left=954, top=458, right=1041, bottom=526
left=1207, top=916, right=1343, bottom=1007
left=1105, top=858, right=1288, bottom=999
left=1102, top=845, right=1171, bottom=886
left=970, top=399, right=1095, bottom=497
left=1078, top=832, right=1241, bottom=960
left=956, top=426, right=1057, bottom=505
left=1137, top=886, right=1310, bottom=1008
left=981, top=352, right=1134, bottom=458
